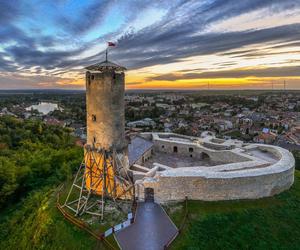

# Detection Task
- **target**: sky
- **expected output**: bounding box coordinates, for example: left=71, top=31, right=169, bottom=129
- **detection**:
left=0, top=0, right=300, bottom=90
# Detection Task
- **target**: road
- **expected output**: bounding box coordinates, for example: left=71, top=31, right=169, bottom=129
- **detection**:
left=115, top=202, right=178, bottom=250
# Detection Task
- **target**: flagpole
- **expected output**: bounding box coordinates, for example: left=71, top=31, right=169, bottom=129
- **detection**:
left=106, top=42, right=116, bottom=62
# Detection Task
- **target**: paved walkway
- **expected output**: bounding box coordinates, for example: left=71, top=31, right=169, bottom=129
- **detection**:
left=115, top=202, right=178, bottom=250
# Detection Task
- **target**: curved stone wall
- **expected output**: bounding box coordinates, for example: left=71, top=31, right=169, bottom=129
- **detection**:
left=135, top=133, right=295, bottom=203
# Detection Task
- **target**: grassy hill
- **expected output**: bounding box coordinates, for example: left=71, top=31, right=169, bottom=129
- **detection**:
left=166, top=170, right=300, bottom=250
left=2, top=172, right=299, bottom=250
left=0, top=188, right=100, bottom=250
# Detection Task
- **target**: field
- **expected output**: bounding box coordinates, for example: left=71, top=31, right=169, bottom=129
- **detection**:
left=165, top=170, right=300, bottom=250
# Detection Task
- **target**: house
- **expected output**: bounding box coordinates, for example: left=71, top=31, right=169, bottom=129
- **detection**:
left=127, top=118, right=156, bottom=128
left=156, top=103, right=170, bottom=109
left=191, top=103, right=209, bottom=109
left=73, top=127, right=87, bottom=140
left=43, top=117, right=65, bottom=127
left=224, top=109, right=234, bottom=117
left=214, top=120, right=233, bottom=132
left=179, top=109, right=190, bottom=115
left=254, top=130, right=277, bottom=144
left=164, top=122, right=173, bottom=132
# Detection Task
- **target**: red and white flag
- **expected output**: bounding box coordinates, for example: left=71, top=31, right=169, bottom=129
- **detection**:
left=107, top=42, right=116, bottom=47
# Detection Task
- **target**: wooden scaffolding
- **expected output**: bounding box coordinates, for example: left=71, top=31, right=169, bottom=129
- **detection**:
left=63, top=146, right=134, bottom=220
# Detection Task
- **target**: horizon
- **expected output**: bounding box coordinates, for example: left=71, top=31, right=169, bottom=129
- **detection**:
left=0, top=88, right=299, bottom=92
left=0, top=1, right=300, bottom=90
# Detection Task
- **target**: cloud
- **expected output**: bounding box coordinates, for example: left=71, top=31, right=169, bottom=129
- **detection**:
left=57, top=0, right=113, bottom=35
left=148, top=65, right=300, bottom=81
left=126, top=81, right=143, bottom=86
left=0, top=0, right=300, bottom=88
left=112, top=23, right=300, bottom=69
left=0, top=1, right=21, bottom=25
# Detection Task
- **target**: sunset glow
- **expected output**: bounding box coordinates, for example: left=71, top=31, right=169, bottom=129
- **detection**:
left=0, top=0, right=300, bottom=89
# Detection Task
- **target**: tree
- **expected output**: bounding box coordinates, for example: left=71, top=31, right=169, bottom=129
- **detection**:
left=0, top=157, right=18, bottom=206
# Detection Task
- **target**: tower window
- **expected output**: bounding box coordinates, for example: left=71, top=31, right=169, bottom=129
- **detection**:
left=189, top=147, right=193, bottom=152
left=92, top=114, right=96, bottom=122
left=173, top=146, right=178, bottom=153
left=93, top=137, right=96, bottom=143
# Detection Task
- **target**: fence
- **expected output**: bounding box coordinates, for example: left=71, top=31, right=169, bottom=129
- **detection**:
left=56, top=184, right=118, bottom=250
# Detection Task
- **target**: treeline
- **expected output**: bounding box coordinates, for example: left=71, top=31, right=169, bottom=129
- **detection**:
left=193, top=95, right=260, bottom=109
left=0, top=115, right=82, bottom=209
left=49, top=93, right=86, bottom=123
left=126, top=106, right=164, bottom=121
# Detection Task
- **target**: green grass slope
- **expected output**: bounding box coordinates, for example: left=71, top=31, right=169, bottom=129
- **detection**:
left=167, top=170, right=300, bottom=250
left=0, top=188, right=101, bottom=250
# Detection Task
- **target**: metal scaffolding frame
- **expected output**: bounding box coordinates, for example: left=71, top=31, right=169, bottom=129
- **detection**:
left=63, top=146, right=134, bottom=220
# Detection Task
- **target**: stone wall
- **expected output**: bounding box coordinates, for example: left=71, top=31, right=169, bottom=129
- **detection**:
left=139, top=166, right=294, bottom=203
left=153, top=139, right=202, bottom=160
left=207, top=150, right=250, bottom=164
left=153, top=137, right=250, bottom=164
left=86, top=70, right=126, bottom=152
left=136, top=133, right=295, bottom=203
left=134, top=148, right=153, bottom=165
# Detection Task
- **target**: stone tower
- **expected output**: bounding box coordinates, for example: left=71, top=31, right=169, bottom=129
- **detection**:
left=85, top=60, right=127, bottom=153
left=63, top=59, right=133, bottom=219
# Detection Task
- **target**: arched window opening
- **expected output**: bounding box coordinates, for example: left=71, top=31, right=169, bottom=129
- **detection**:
left=202, top=152, right=209, bottom=160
